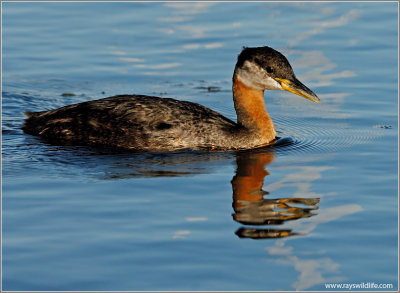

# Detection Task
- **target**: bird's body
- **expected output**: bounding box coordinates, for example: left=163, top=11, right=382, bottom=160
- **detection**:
left=22, top=46, right=320, bottom=151
left=24, top=95, right=254, bottom=151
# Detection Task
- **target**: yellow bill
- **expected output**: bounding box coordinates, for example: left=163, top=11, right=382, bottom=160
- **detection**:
left=275, top=78, right=321, bottom=104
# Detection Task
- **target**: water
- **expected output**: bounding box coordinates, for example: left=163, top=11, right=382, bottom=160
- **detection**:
left=2, top=2, right=398, bottom=291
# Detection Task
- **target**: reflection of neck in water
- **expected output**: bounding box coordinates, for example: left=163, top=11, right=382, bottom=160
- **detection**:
left=231, top=150, right=320, bottom=239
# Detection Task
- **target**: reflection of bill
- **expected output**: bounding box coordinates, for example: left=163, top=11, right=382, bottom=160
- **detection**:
left=231, top=150, right=320, bottom=239
left=235, top=227, right=297, bottom=239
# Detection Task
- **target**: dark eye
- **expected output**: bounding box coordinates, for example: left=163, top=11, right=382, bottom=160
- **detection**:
left=266, top=66, right=274, bottom=74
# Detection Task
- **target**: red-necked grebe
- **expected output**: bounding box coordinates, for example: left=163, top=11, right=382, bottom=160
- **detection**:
left=22, top=46, right=320, bottom=151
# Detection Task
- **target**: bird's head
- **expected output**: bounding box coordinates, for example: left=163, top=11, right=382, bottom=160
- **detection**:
left=234, top=46, right=320, bottom=104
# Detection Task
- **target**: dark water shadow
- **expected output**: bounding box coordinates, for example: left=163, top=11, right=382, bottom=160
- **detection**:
left=20, top=139, right=237, bottom=179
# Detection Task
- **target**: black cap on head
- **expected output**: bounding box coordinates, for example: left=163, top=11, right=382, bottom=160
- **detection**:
left=235, top=46, right=295, bottom=79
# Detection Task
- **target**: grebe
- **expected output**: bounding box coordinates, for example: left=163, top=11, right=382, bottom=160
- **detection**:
left=22, top=46, right=320, bottom=151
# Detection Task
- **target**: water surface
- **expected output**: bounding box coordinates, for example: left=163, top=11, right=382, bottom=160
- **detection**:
left=2, top=2, right=398, bottom=291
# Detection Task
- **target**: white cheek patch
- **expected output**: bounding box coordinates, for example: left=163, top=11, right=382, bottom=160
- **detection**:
left=261, top=75, right=283, bottom=90
left=236, top=60, right=283, bottom=91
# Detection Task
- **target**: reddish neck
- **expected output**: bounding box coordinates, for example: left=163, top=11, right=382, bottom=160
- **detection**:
left=232, top=75, right=276, bottom=143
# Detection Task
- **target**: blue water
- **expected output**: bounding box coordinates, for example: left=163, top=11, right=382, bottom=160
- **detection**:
left=2, top=2, right=398, bottom=291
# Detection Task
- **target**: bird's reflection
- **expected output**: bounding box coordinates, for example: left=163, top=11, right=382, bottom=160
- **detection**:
left=37, top=142, right=320, bottom=239
left=231, top=150, right=320, bottom=239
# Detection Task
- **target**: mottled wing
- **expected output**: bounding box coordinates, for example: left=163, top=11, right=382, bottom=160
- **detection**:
left=23, top=95, right=237, bottom=150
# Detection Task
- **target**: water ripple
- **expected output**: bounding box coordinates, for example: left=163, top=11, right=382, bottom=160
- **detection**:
left=272, top=114, right=383, bottom=155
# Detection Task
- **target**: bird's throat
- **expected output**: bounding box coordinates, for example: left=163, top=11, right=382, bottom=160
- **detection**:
left=232, top=75, right=276, bottom=143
